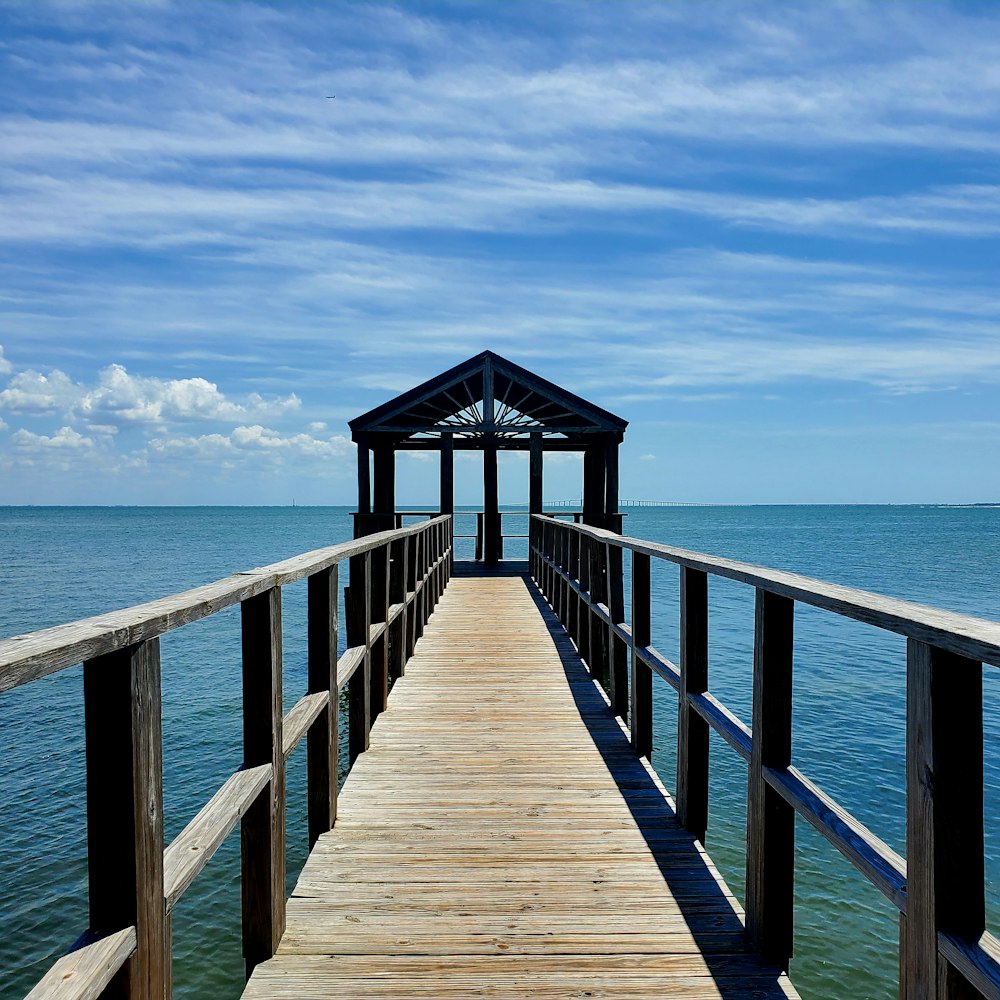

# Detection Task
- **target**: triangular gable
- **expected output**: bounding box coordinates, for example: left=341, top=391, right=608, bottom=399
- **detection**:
left=350, top=351, right=627, bottom=440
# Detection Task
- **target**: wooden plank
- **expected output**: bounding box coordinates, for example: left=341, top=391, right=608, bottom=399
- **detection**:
left=241, top=586, right=285, bottom=976
left=83, top=638, right=165, bottom=1000
left=746, top=589, right=795, bottom=970
left=26, top=928, right=137, bottom=1000
left=678, top=566, right=709, bottom=845
left=905, top=640, right=985, bottom=998
left=282, top=691, right=330, bottom=760
left=164, top=764, right=272, bottom=912
left=243, top=570, right=797, bottom=1000
left=307, top=565, right=338, bottom=844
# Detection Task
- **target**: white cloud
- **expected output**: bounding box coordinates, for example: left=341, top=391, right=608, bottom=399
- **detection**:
left=0, top=346, right=11, bottom=376
left=640, top=453, right=656, bottom=461
left=12, top=425, right=95, bottom=451
left=0, top=362, right=300, bottom=428
left=148, top=425, right=352, bottom=464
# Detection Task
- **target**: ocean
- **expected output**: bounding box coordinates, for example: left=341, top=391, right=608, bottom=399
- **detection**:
left=1, top=504, right=997, bottom=999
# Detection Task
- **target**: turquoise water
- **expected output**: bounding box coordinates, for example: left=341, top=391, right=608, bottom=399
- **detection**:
left=1, top=504, right=997, bottom=998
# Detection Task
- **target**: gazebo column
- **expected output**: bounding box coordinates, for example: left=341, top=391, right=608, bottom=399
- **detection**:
left=484, top=435, right=499, bottom=565
left=440, top=432, right=454, bottom=556
left=529, top=433, right=543, bottom=515
left=354, top=434, right=372, bottom=538
left=605, top=435, right=621, bottom=533
left=582, top=444, right=607, bottom=528
left=372, top=443, right=396, bottom=532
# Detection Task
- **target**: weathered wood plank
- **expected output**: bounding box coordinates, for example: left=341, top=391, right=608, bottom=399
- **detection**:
left=678, top=566, right=709, bottom=845
left=26, top=928, right=137, bottom=1000
left=243, top=572, right=798, bottom=1000
left=164, top=765, right=272, bottom=913
left=307, top=565, right=338, bottom=844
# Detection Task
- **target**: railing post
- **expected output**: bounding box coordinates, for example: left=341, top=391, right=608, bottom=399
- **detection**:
left=746, top=588, right=794, bottom=969
left=240, top=586, right=285, bottom=977
left=578, top=535, right=591, bottom=664
left=389, top=538, right=407, bottom=682
left=677, top=567, right=709, bottom=845
left=307, top=565, right=338, bottom=846
left=588, top=537, right=608, bottom=688
left=630, top=552, right=652, bottom=759
left=370, top=544, right=390, bottom=722
left=83, top=638, right=166, bottom=1000
left=559, top=525, right=570, bottom=627
left=405, top=534, right=418, bottom=658
left=347, top=551, right=371, bottom=764
left=475, top=512, right=484, bottom=562
left=567, top=529, right=579, bottom=647
left=607, top=542, right=628, bottom=719
left=903, top=640, right=984, bottom=999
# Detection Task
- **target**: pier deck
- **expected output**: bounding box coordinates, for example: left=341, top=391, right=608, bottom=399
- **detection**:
left=242, top=569, right=798, bottom=999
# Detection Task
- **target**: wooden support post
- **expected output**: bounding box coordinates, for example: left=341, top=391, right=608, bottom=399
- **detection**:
left=372, top=445, right=395, bottom=532
left=84, top=639, right=166, bottom=1000
left=677, top=567, right=709, bottom=845
left=529, top=432, right=543, bottom=515
left=746, top=589, right=795, bottom=970
left=347, top=552, right=371, bottom=765
left=440, top=432, right=454, bottom=515
left=307, top=566, right=338, bottom=847
left=630, top=552, right=652, bottom=759
left=578, top=535, right=591, bottom=665
left=240, top=586, right=284, bottom=977
left=582, top=445, right=607, bottom=527
left=567, top=529, right=579, bottom=643
left=389, top=538, right=407, bottom=682
left=484, top=437, right=499, bottom=565
left=369, top=545, right=390, bottom=721
left=607, top=543, right=628, bottom=720
left=903, top=640, right=984, bottom=999
left=604, top=436, right=619, bottom=528
left=356, top=434, right=370, bottom=517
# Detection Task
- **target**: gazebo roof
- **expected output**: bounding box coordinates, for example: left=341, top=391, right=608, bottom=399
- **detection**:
left=349, top=350, right=627, bottom=449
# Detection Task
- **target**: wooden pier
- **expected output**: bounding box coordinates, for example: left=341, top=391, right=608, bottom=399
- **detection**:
left=4, top=353, right=1000, bottom=1000
left=243, top=569, right=796, bottom=999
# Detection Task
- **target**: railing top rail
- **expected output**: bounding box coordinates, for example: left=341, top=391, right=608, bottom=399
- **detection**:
left=532, top=514, right=1000, bottom=668
left=0, top=516, right=450, bottom=694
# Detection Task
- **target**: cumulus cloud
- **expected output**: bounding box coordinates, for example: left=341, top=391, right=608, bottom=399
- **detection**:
left=0, top=362, right=300, bottom=428
left=12, top=426, right=96, bottom=451
left=0, top=346, right=12, bottom=376
left=148, top=425, right=352, bottom=464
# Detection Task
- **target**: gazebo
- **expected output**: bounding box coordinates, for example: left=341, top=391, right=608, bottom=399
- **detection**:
left=349, top=350, right=628, bottom=563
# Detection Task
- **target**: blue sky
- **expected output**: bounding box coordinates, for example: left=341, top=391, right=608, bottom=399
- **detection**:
left=1, top=0, right=999, bottom=505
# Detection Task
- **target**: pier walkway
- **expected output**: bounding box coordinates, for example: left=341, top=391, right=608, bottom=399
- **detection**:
left=243, top=568, right=797, bottom=999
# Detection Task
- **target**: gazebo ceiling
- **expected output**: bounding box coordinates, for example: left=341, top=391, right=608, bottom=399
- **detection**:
left=349, top=350, right=627, bottom=449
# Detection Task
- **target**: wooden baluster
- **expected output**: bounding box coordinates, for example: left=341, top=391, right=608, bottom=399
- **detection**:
left=578, top=535, right=591, bottom=665
left=630, top=552, right=652, bottom=759
left=307, top=566, right=338, bottom=846
left=677, top=567, right=709, bottom=845
left=903, top=640, right=984, bottom=999
left=559, top=526, right=569, bottom=628
left=567, top=529, right=579, bottom=643
left=370, top=545, right=390, bottom=721
left=84, top=639, right=166, bottom=1000
left=607, top=543, right=628, bottom=720
left=405, top=534, right=418, bottom=659
left=389, top=538, right=407, bottom=682
left=588, top=539, right=608, bottom=688
left=746, top=588, right=794, bottom=969
left=240, top=586, right=285, bottom=977
left=347, top=552, right=371, bottom=764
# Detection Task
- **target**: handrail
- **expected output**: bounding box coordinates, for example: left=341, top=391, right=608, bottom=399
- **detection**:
left=8, top=515, right=453, bottom=1000
left=529, top=513, right=999, bottom=999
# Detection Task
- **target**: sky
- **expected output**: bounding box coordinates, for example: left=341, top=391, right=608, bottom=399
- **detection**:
left=1, top=0, right=999, bottom=506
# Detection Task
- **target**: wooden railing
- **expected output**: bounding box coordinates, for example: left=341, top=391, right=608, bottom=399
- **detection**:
left=1, top=516, right=452, bottom=1000
left=529, top=514, right=1000, bottom=1000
